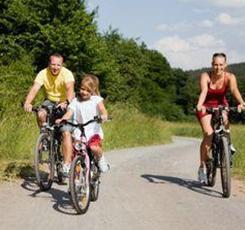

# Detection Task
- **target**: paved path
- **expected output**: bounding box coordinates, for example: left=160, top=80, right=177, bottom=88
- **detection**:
left=1, top=137, right=245, bottom=230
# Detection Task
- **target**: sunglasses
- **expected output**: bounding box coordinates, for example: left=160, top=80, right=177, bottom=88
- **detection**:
left=212, top=52, right=227, bottom=59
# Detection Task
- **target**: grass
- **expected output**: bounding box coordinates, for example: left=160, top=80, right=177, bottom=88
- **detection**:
left=0, top=104, right=245, bottom=181
left=168, top=121, right=245, bottom=179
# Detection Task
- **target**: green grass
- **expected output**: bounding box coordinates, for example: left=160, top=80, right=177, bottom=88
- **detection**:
left=0, top=104, right=173, bottom=180
left=1, top=104, right=245, bottom=181
left=168, top=121, right=245, bottom=179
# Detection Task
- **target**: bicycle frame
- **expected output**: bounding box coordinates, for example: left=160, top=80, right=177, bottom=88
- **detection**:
left=33, top=105, right=64, bottom=190
left=210, top=107, right=230, bottom=166
left=206, top=105, right=237, bottom=197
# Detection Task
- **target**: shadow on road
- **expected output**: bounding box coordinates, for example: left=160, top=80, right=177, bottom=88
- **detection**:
left=20, top=178, right=77, bottom=215
left=141, top=174, right=223, bottom=198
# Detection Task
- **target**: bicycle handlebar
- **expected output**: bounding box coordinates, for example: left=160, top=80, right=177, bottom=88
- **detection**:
left=194, top=105, right=239, bottom=113
left=61, top=115, right=112, bottom=128
left=206, top=106, right=238, bottom=114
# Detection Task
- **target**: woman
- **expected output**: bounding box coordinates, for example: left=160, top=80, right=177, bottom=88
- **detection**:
left=196, top=52, right=245, bottom=183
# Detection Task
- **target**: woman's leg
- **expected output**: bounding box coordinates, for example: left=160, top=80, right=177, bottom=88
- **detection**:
left=199, top=114, right=213, bottom=168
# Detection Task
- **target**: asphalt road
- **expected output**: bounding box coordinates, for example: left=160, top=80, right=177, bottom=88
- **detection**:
left=1, top=137, right=245, bottom=230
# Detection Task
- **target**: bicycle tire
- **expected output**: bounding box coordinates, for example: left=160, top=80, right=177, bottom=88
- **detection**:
left=34, top=133, right=54, bottom=191
left=90, top=163, right=100, bottom=201
left=220, top=136, right=231, bottom=198
left=69, top=155, right=91, bottom=214
left=206, top=154, right=217, bottom=187
left=90, top=180, right=100, bottom=202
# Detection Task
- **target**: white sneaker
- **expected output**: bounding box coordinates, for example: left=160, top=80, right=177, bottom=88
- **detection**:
left=98, top=155, right=110, bottom=173
left=62, top=163, right=71, bottom=177
left=230, top=144, right=236, bottom=155
left=198, top=167, right=207, bottom=184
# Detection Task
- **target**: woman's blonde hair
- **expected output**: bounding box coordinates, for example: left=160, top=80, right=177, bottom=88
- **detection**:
left=81, top=74, right=100, bottom=95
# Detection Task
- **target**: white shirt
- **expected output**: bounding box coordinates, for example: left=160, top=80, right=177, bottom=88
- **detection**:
left=68, top=96, right=104, bottom=140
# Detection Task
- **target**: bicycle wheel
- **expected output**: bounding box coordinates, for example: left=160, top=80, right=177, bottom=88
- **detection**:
left=206, top=153, right=217, bottom=187
left=90, top=163, right=100, bottom=202
left=34, top=133, right=54, bottom=191
left=69, top=155, right=91, bottom=214
left=220, top=136, right=231, bottom=198
left=55, top=148, right=64, bottom=184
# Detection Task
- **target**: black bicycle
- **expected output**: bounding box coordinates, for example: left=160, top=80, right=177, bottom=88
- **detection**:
left=65, top=116, right=111, bottom=214
left=205, top=106, right=237, bottom=198
left=33, top=105, right=65, bottom=191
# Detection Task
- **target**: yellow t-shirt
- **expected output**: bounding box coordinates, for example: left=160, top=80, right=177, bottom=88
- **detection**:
left=34, top=67, right=75, bottom=102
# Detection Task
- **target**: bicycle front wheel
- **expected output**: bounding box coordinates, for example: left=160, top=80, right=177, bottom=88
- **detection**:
left=220, top=136, right=231, bottom=198
left=34, top=133, right=54, bottom=191
left=90, top=163, right=100, bottom=202
left=69, top=155, right=91, bottom=214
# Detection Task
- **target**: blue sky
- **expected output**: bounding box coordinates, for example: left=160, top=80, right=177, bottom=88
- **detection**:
left=87, top=0, right=245, bottom=70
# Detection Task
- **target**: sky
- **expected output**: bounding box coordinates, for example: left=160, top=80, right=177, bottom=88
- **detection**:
left=86, top=0, right=245, bottom=70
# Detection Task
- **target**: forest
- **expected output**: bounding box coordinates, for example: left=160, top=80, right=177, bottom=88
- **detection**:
left=1, top=0, right=245, bottom=123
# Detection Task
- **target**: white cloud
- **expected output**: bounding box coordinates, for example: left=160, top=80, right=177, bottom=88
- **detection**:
left=199, top=20, right=213, bottom=28
left=152, top=34, right=226, bottom=70
left=180, top=0, right=245, bottom=8
left=155, top=22, right=192, bottom=32
left=156, top=20, right=213, bottom=33
left=153, top=36, right=191, bottom=53
left=190, top=34, right=225, bottom=48
left=211, top=0, right=245, bottom=8
left=216, top=13, right=240, bottom=25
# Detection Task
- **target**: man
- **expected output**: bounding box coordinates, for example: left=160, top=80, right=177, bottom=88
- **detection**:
left=24, top=53, right=75, bottom=174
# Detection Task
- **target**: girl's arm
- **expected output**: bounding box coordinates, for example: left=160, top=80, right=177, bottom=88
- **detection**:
left=97, top=101, right=108, bottom=122
left=196, top=73, right=209, bottom=111
left=55, top=108, right=73, bottom=124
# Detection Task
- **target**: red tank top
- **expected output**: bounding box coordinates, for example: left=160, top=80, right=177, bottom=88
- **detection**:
left=204, top=73, right=229, bottom=107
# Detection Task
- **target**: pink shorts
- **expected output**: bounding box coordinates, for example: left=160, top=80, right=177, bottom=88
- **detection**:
left=88, top=134, right=102, bottom=148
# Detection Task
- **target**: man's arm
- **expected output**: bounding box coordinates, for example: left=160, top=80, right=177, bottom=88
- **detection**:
left=66, top=81, right=75, bottom=103
left=24, top=82, right=41, bottom=112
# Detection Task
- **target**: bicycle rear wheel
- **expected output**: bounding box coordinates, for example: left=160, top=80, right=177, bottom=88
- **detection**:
left=69, top=155, right=91, bottom=214
left=220, top=136, right=231, bottom=198
left=206, top=154, right=217, bottom=187
left=34, top=133, right=54, bottom=191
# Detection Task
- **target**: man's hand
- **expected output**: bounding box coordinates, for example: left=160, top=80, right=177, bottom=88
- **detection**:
left=24, top=103, right=33, bottom=112
left=57, top=101, right=68, bottom=110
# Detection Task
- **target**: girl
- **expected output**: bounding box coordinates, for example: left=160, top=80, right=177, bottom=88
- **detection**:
left=57, top=74, right=109, bottom=174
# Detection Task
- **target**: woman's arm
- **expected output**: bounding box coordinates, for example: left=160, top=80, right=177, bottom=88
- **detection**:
left=196, top=72, right=209, bottom=111
left=228, top=73, right=245, bottom=105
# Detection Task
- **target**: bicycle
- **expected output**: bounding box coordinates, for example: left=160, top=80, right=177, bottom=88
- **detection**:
left=205, top=105, right=238, bottom=198
left=33, top=105, right=65, bottom=191
left=64, top=116, right=111, bottom=214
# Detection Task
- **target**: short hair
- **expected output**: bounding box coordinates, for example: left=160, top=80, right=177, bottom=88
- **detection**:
left=49, top=53, right=64, bottom=63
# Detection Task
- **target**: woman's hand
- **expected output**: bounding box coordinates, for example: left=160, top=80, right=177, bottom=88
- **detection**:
left=196, top=105, right=206, bottom=113
left=237, top=103, right=245, bottom=113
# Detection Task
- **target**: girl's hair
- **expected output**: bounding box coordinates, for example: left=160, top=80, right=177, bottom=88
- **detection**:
left=81, top=74, right=100, bottom=95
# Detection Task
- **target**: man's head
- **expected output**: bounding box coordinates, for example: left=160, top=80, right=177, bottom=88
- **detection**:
left=48, top=53, right=64, bottom=76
